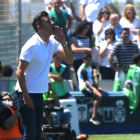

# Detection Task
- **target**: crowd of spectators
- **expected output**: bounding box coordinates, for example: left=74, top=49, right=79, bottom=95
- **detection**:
left=1, top=0, right=140, bottom=139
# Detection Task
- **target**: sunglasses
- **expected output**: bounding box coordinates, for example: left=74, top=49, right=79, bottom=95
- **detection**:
left=3, top=98, right=12, bottom=101
left=101, top=12, right=109, bottom=15
left=106, top=33, right=113, bottom=35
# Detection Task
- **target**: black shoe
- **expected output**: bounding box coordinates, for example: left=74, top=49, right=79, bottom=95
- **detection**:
left=89, top=116, right=101, bottom=125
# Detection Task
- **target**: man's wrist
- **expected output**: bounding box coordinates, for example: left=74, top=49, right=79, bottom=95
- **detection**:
left=62, top=42, right=67, bottom=47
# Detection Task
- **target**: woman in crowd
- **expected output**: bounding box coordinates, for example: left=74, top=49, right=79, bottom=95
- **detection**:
left=71, top=20, right=93, bottom=74
left=120, top=4, right=140, bottom=36
left=93, top=7, right=111, bottom=47
left=99, top=28, right=117, bottom=79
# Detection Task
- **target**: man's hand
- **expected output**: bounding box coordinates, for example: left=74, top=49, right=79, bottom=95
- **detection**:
left=23, top=94, right=34, bottom=109
left=54, top=26, right=66, bottom=45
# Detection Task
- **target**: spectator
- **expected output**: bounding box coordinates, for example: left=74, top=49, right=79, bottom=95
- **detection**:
left=107, top=13, right=134, bottom=41
left=0, top=91, right=23, bottom=140
left=44, top=0, right=81, bottom=21
left=120, top=4, right=140, bottom=36
left=50, top=54, right=73, bottom=99
left=71, top=20, right=93, bottom=74
left=77, top=52, right=103, bottom=125
left=49, top=0, right=73, bottom=42
left=43, top=75, right=71, bottom=125
left=93, top=7, right=111, bottom=47
left=14, top=11, right=73, bottom=140
left=108, top=28, right=139, bottom=91
left=0, top=61, right=13, bottom=77
left=80, top=0, right=119, bottom=30
left=99, top=28, right=117, bottom=79
left=123, top=53, right=140, bottom=114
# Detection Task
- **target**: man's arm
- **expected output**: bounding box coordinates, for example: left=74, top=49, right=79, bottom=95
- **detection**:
left=108, top=54, right=123, bottom=72
left=80, top=4, right=86, bottom=20
left=16, top=60, right=33, bottom=109
left=54, top=27, right=74, bottom=64
left=108, top=54, right=116, bottom=71
left=108, top=3, right=120, bottom=15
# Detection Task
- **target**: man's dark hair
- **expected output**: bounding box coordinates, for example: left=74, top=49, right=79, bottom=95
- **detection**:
left=83, top=52, right=92, bottom=60
left=121, top=28, right=130, bottom=33
left=132, top=53, right=140, bottom=64
left=2, top=65, right=13, bottom=77
left=32, top=11, right=48, bottom=32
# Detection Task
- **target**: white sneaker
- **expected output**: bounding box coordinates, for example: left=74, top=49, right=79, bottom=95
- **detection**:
left=89, top=117, right=101, bottom=125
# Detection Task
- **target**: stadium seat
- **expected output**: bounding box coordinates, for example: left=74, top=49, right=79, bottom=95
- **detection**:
left=64, top=79, right=74, bottom=91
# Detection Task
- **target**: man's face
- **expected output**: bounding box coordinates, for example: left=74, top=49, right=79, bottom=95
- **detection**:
left=121, top=30, right=130, bottom=41
left=110, top=16, right=119, bottom=28
left=53, top=0, right=61, bottom=9
left=41, top=16, right=55, bottom=35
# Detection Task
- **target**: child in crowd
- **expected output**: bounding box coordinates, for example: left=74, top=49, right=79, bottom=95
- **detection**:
left=49, top=54, right=73, bottom=99
left=43, top=75, right=71, bottom=125
left=77, top=52, right=103, bottom=125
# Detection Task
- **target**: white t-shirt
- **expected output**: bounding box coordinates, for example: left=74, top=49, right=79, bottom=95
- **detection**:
left=100, top=40, right=117, bottom=67
left=93, top=20, right=110, bottom=46
left=15, top=34, right=62, bottom=93
left=80, top=0, right=112, bottom=22
left=119, top=17, right=140, bottom=35
left=77, top=63, right=94, bottom=91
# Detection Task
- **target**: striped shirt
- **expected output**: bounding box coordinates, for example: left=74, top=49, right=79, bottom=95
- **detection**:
left=71, top=35, right=90, bottom=60
left=110, top=41, right=139, bottom=72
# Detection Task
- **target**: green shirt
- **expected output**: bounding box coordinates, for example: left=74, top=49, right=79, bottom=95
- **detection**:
left=49, top=8, right=70, bottom=39
left=51, top=63, right=68, bottom=97
left=123, top=64, right=140, bottom=112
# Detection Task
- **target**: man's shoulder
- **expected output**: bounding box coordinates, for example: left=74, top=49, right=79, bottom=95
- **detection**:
left=130, top=41, right=138, bottom=46
left=114, top=41, right=123, bottom=46
left=22, top=34, right=38, bottom=48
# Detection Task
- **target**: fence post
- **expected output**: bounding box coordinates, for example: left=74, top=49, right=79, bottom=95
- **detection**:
left=16, top=0, right=22, bottom=58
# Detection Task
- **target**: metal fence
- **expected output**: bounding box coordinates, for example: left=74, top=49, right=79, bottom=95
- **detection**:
left=0, top=0, right=140, bottom=92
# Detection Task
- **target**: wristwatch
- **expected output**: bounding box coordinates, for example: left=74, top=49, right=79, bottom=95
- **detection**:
left=62, top=42, right=67, bottom=47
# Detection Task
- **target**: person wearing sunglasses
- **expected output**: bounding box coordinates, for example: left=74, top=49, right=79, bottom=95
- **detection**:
left=93, top=7, right=111, bottom=47
left=0, top=91, right=23, bottom=140
left=80, top=0, right=119, bottom=31
left=99, top=28, right=117, bottom=79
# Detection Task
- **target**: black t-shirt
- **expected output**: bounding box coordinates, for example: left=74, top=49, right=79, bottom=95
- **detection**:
left=0, top=107, right=13, bottom=129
